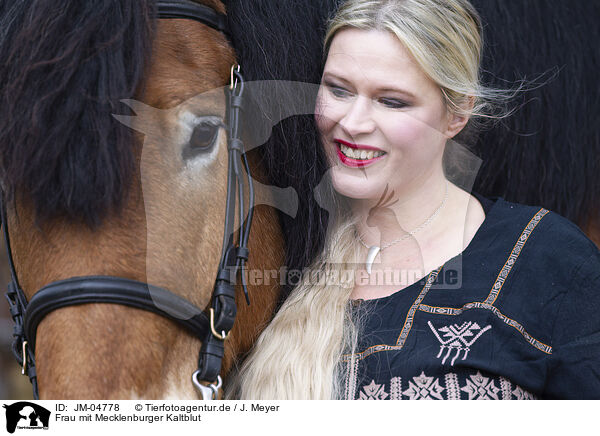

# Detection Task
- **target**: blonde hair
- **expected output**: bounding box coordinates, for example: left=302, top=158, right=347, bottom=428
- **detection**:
left=228, top=201, right=362, bottom=399
left=325, top=0, right=508, bottom=119
left=230, top=0, right=498, bottom=400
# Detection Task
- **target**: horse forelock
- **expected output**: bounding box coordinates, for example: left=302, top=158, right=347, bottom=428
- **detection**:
left=0, top=0, right=156, bottom=227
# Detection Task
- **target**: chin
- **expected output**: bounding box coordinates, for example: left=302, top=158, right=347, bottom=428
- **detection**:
left=330, top=169, right=387, bottom=201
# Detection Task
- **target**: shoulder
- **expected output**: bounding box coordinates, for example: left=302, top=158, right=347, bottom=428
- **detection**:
left=485, top=198, right=599, bottom=275
left=481, top=199, right=600, bottom=358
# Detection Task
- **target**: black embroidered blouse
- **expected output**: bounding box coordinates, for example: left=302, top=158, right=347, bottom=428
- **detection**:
left=342, top=198, right=600, bottom=400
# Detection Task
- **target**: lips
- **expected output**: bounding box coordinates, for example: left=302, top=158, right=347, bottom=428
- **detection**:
left=334, top=138, right=386, bottom=168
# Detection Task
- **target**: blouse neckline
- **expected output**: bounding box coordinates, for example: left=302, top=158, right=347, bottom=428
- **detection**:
left=351, top=195, right=502, bottom=305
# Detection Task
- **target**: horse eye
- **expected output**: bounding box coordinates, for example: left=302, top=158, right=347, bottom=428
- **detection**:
left=182, top=118, right=223, bottom=161
left=190, top=121, right=220, bottom=149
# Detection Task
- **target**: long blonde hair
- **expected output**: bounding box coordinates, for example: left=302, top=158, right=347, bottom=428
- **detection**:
left=228, top=197, right=362, bottom=399
left=230, top=0, right=493, bottom=400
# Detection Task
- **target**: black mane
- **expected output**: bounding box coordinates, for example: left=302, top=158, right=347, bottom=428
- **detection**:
left=472, top=0, right=600, bottom=226
left=0, top=0, right=155, bottom=226
left=226, top=0, right=340, bottom=299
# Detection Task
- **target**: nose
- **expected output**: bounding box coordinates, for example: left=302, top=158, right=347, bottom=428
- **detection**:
left=339, top=95, right=376, bottom=138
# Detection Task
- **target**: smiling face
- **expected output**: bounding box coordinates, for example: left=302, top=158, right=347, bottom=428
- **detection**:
left=316, top=29, right=468, bottom=203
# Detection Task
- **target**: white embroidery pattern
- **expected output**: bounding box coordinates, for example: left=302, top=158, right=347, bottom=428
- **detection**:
left=500, top=377, right=512, bottom=400
left=402, top=372, right=445, bottom=400
left=355, top=372, right=536, bottom=400
left=445, top=373, right=461, bottom=400
left=419, top=302, right=552, bottom=354
left=428, top=321, right=492, bottom=365
left=390, top=377, right=402, bottom=400
left=358, top=380, right=389, bottom=400
left=460, top=371, right=501, bottom=400
left=345, top=355, right=359, bottom=400
left=512, top=384, right=536, bottom=400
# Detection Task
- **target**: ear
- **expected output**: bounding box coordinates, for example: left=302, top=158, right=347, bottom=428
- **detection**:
left=444, top=96, right=474, bottom=139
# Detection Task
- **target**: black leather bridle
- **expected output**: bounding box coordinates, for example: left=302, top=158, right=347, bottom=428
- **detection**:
left=3, top=0, right=253, bottom=400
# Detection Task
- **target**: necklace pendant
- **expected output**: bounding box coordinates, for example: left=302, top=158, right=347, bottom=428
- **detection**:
left=365, top=246, right=380, bottom=275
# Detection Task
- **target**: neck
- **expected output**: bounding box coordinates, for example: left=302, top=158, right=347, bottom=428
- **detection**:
left=353, top=173, right=449, bottom=246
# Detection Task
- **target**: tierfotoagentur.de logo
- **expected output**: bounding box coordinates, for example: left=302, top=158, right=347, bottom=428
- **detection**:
left=3, top=402, right=50, bottom=434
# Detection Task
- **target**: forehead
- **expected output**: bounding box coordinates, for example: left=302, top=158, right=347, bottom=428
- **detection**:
left=325, top=28, right=435, bottom=92
left=143, top=19, right=235, bottom=109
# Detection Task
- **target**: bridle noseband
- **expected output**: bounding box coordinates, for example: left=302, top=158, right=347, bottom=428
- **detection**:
left=3, top=0, right=253, bottom=400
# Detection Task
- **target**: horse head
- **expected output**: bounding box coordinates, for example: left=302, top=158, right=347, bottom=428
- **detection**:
left=0, top=0, right=283, bottom=399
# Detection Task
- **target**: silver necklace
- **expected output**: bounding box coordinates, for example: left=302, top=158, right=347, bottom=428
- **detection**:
left=358, top=181, right=448, bottom=274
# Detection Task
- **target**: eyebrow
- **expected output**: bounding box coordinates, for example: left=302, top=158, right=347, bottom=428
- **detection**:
left=322, top=72, right=417, bottom=101
left=322, top=72, right=353, bottom=87
left=376, top=87, right=417, bottom=101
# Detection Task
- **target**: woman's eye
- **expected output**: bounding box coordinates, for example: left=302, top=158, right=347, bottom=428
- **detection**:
left=328, top=85, right=351, bottom=98
left=379, top=98, right=407, bottom=109
left=190, top=121, right=220, bottom=149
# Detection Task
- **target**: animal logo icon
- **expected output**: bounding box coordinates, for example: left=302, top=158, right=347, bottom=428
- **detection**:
left=3, top=402, right=50, bottom=433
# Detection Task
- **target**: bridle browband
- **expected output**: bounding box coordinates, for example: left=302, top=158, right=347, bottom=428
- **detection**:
left=156, top=1, right=229, bottom=36
left=3, top=0, right=253, bottom=400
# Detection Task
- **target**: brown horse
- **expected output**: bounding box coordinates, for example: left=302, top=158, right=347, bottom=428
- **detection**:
left=1, top=0, right=283, bottom=398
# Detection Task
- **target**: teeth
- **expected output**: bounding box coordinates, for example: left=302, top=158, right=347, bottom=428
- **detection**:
left=339, top=143, right=385, bottom=160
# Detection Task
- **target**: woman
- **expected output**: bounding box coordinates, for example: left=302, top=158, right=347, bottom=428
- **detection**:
left=231, top=0, right=600, bottom=399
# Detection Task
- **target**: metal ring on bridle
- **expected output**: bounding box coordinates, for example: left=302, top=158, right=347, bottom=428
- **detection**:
left=209, top=308, right=228, bottom=340
left=192, top=373, right=222, bottom=400
left=21, top=341, right=28, bottom=375
left=230, top=64, right=240, bottom=90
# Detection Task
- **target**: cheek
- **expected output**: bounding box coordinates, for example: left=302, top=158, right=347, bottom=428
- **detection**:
left=315, top=91, right=341, bottom=136
left=384, top=114, right=446, bottom=151
left=314, top=111, right=333, bottom=137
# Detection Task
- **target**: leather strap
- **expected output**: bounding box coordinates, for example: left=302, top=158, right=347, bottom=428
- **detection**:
left=157, top=1, right=229, bottom=37
left=2, top=192, right=39, bottom=399
left=24, top=276, right=210, bottom=352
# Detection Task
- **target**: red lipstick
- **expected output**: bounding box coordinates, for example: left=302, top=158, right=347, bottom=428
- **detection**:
left=334, top=139, right=386, bottom=168
left=335, top=138, right=383, bottom=151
